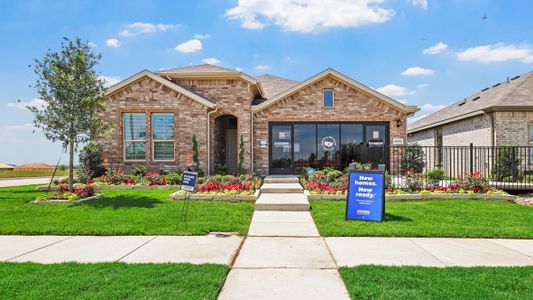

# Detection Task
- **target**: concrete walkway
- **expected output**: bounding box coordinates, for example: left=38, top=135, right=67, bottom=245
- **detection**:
left=0, top=234, right=242, bottom=264
left=0, top=177, right=57, bottom=187
left=219, top=175, right=351, bottom=300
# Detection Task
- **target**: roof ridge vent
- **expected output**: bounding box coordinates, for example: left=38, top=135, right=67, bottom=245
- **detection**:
left=481, top=87, right=489, bottom=92
left=511, top=75, right=520, bottom=81
left=458, top=99, right=467, bottom=106
left=472, top=96, right=480, bottom=101
left=492, top=83, right=501, bottom=88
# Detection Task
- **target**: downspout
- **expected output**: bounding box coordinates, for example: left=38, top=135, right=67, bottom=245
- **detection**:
left=207, top=107, right=218, bottom=176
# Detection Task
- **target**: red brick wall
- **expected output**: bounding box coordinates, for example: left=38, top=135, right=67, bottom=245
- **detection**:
left=252, top=75, right=408, bottom=175
left=99, top=77, right=209, bottom=172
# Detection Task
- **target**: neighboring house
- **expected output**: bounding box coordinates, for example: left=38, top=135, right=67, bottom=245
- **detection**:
left=14, top=163, right=54, bottom=171
left=408, top=71, right=533, bottom=148
left=0, top=163, right=14, bottom=171
left=101, top=64, right=417, bottom=175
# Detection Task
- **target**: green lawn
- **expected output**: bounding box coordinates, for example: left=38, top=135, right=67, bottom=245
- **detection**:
left=311, top=200, right=533, bottom=238
left=0, top=185, right=254, bottom=235
left=340, top=265, right=533, bottom=300
left=0, top=170, right=69, bottom=178
left=0, top=262, right=227, bottom=299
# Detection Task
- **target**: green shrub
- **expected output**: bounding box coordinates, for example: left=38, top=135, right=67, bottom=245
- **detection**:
left=215, top=164, right=228, bottom=175
left=400, top=144, right=425, bottom=173
left=131, top=166, right=148, bottom=177
left=493, top=144, right=520, bottom=181
left=164, top=172, right=183, bottom=185
left=427, top=168, right=445, bottom=187
left=238, top=134, right=245, bottom=174
left=192, top=134, right=204, bottom=177
left=78, top=143, right=106, bottom=182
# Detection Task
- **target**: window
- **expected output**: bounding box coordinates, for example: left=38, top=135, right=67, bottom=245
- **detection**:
left=123, top=113, right=146, bottom=160
left=323, top=89, right=334, bottom=108
left=152, top=113, right=175, bottom=161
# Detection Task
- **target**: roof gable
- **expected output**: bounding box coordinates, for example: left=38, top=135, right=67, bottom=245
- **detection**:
left=105, top=70, right=216, bottom=108
left=251, top=68, right=418, bottom=114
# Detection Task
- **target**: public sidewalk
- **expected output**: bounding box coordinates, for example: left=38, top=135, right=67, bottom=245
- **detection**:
left=0, top=177, right=57, bottom=187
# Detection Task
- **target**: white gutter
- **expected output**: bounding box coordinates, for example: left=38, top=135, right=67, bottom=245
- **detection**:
left=206, top=107, right=218, bottom=176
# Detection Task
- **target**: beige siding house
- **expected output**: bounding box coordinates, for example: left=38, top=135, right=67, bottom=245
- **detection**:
left=408, top=71, right=533, bottom=148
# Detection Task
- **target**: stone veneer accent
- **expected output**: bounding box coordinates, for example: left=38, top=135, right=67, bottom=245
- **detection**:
left=252, top=75, right=408, bottom=175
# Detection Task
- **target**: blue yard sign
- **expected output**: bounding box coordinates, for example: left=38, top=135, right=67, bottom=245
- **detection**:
left=181, top=171, right=198, bottom=192
left=345, top=170, right=385, bottom=222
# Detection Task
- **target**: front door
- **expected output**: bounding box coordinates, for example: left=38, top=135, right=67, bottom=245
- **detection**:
left=270, top=125, right=293, bottom=174
left=226, top=129, right=238, bottom=174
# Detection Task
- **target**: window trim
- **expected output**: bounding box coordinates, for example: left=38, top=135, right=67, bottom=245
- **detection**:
left=151, top=113, right=175, bottom=162
left=323, top=89, right=334, bottom=108
left=123, top=112, right=147, bottom=162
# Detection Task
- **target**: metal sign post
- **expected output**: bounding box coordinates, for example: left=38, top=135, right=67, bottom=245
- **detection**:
left=177, top=171, right=198, bottom=230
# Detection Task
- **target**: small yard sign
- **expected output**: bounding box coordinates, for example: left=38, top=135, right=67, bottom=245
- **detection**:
left=181, top=171, right=198, bottom=192
left=345, top=170, right=385, bottom=222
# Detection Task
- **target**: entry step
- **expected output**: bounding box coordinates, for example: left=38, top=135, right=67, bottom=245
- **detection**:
left=255, top=194, right=310, bottom=211
left=263, top=175, right=300, bottom=184
left=260, top=183, right=303, bottom=193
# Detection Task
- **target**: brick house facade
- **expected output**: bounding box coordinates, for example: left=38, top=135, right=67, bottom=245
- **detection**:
left=100, top=65, right=417, bottom=175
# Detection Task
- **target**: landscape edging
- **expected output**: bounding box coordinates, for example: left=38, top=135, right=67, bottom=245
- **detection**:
left=29, top=193, right=103, bottom=205
left=169, top=190, right=260, bottom=202
left=303, top=190, right=517, bottom=202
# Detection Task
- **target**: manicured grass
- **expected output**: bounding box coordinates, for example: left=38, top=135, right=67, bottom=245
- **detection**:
left=0, top=170, right=68, bottom=178
left=0, top=185, right=254, bottom=235
left=0, top=262, right=227, bottom=299
left=311, top=200, right=533, bottom=238
left=340, top=265, right=533, bottom=300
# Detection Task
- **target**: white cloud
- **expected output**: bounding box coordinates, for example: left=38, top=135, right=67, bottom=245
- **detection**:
left=193, top=34, right=210, bottom=40
left=225, top=0, right=395, bottom=33
left=408, top=0, right=428, bottom=10
left=416, top=83, right=429, bottom=89
left=254, top=65, right=270, bottom=71
left=423, top=42, right=447, bottom=55
left=457, top=43, right=533, bottom=64
left=175, top=39, right=202, bottom=53
left=420, top=103, right=445, bottom=113
left=376, top=84, right=415, bottom=97
left=401, top=66, right=434, bottom=76
left=235, top=67, right=243, bottom=72
left=202, top=57, right=221, bottom=65
left=7, top=98, right=48, bottom=110
left=105, top=38, right=120, bottom=48
left=99, top=76, right=122, bottom=87
left=119, top=22, right=176, bottom=37
left=88, top=42, right=97, bottom=48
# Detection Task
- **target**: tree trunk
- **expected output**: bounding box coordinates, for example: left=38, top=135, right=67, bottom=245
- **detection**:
left=68, top=139, right=74, bottom=192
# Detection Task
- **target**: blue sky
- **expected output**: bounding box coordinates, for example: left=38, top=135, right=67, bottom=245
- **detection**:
left=1, top=0, right=532, bottom=164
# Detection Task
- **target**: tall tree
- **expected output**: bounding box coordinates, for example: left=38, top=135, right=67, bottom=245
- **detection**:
left=30, top=37, right=107, bottom=191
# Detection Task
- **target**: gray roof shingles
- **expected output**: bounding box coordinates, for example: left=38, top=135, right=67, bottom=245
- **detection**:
left=408, top=71, right=533, bottom=133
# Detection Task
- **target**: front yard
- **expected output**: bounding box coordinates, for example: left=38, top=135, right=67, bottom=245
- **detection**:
left=311, top=200, right=533, bottom=238
left=0, top=186, right=254, bottom=235
left=340, top=265, right=533, bottom=299
left=0, top=262, right=227, bottom=299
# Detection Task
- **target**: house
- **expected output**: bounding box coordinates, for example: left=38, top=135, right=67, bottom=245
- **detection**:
left=0, top=163, right=14, bottom=171
left=408, top=71, right=533, bottom=148
left=14, top=163, right=54, bottom=171
left=100, top=64, right=418, bottom=175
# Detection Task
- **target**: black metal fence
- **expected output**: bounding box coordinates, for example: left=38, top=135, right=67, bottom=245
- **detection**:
left=388, top=144, right=533, bottom=191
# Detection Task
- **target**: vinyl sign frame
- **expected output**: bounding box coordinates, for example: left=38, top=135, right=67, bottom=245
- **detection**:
left=345, top=170, right=385, bottom=222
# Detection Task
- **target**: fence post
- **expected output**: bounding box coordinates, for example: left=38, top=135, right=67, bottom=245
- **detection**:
left=469, top=143, right=474, bottom=174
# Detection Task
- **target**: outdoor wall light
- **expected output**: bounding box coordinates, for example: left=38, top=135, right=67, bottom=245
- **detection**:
left=396, top=119, right=402, bottom=127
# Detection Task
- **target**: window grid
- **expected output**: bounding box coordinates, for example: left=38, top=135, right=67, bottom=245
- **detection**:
left=123, top=113, right=146, bottom=161
left=152, top=113, right=175, bottom=161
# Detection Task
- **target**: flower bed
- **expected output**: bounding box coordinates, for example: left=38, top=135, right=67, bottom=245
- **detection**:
left=301, top=167, right=511, bottom=200
left=31, top=184, right=102, bottom=204
left=170, top=174, right=262, bottom=201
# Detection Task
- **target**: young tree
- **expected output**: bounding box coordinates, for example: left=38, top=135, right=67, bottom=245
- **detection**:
left=238, top=134, right=245, bottom=174
left=30, top=37, right=106, bottom=191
